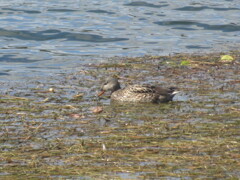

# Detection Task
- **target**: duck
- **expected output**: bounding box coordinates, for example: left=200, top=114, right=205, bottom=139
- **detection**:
left=98, top=77, right=179, bottom=103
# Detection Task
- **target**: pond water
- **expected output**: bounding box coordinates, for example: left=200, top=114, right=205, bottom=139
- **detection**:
left=0, top=0, right=240, bottom=80
left=1, top=1, right=239, bottom=178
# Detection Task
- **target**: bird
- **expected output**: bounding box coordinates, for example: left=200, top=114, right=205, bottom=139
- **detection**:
left=98, top=77, right=179, bottom=103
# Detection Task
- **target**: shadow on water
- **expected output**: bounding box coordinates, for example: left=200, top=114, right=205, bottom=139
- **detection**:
left=0, top=55, right=40, bottom=63
left=0, top=72, right=10, bottom=76
left=185, top=45, right=210, bottom=49
left=124, top=1, right=168, bottom=8
left=87, top=9, right=115, bottom=14
left=47, top=8, right=78, bottom=12
left=2, top=7, right=41, bottom=14
left=174, top=6, right=240, bottom=11
left=0, top=28, right=128, bottom=42
left=154, top=21, right=240, bottom=32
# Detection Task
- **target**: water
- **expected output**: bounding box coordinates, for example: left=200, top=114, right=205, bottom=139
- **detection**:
left=0, top=0, right=240, bottom=80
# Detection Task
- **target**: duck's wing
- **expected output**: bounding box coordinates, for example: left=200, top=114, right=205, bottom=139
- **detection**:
left=154, top=86, right=169, bottom=95
left=127, top=85, right=157, bottom=94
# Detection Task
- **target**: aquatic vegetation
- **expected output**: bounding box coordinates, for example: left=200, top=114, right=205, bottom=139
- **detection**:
left=0, top=51, right=239, bottom=179
left=220, top=55, right=235, bottom=63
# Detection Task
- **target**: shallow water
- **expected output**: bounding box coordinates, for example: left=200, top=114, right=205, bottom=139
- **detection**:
left=0, top=53, right=240, bottom=178
left=0, top=0, right=240, bottom=80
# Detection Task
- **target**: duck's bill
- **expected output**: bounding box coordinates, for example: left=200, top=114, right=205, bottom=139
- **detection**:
left=98, top=90, right=105, bottom=97
left=172, top=90, right=180, bottom=95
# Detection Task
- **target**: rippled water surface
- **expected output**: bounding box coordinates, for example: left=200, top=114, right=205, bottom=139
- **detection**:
left=0, top=0, right=240, bottom=79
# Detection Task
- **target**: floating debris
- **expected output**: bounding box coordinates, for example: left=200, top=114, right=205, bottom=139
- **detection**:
left=91, top=106, right=103, bottom=114
left=220, top=55, right=234, bottom=63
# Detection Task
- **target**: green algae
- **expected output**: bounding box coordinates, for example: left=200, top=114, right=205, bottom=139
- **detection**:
left=0, top=51, right=240, bottom=179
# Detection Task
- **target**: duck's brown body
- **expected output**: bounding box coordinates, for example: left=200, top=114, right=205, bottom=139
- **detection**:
left=98, top=77, right=179, bottom=103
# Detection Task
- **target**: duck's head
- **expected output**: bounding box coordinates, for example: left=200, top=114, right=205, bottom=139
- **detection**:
left=155, top=86, right=180, bottom=103
left=98, top=77, right=121, bottom=96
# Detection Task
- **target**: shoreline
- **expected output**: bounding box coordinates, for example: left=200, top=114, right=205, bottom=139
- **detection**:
left=0, top=49, right=239, bottom=82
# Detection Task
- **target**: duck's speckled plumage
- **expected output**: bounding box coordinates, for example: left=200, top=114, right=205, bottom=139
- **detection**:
left=111, top=84, right=159, bottom=103
left=99, top=77, right=179, bottom=103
